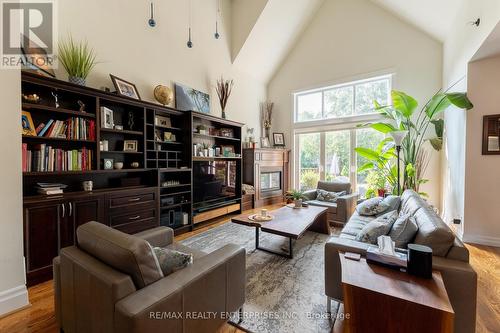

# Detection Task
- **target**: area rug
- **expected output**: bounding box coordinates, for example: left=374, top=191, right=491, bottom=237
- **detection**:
left=181, top=223, right=339, bottom=333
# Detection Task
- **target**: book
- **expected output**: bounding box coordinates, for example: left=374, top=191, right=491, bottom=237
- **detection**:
left=38, top=119, right=54, bottom=137
left=35, top=123, right=45, bottom=135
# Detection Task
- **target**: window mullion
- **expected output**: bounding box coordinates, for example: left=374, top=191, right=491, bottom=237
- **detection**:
left=320, top=132, right=326, bottom=181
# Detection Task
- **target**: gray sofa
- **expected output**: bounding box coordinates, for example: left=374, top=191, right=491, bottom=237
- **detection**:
left=325, top=190, right=477, bottom=333
left=303, top=180, right=359, bottom=226
left=54, top=222, right=246, bottom=333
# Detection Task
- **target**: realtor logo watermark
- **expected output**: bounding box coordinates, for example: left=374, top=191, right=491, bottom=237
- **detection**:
left=1, top=0, right=57, bottom=69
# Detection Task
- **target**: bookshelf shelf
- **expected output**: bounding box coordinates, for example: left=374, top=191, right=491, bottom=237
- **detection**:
left=22, top=135, right=96, bottom=144
left=100, top=128, right=143, bottom=135
left=192, top=156, right=241, bottom=161
left=100, top=150, right=143, bottom=155
left=193, top=132, right=241, bottom=142
left=22, top=103, right=96, bottom=118
left=154, top=124, right=182, bottom=131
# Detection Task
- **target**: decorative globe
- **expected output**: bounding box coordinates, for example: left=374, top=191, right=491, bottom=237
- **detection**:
left=154, top=85, right=173, bottom=106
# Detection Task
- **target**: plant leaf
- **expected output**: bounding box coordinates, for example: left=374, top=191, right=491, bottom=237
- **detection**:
left=425, top=93, right=451, bottom=118
left=358, top=162, right=374, bottom=173
left=392, top=90, right=418, bottom=118
left=429, top=137, right=443, bottom=151
left=431, top=119, right=444, bottom=138
left=446, top=93, right=474, bottom=110
left=354, top=147, right=379, bottom=161
left=370, top=122, right=397, bottom=134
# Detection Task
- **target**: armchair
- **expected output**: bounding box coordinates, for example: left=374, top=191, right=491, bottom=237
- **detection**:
left=53, top=222, right=246, bottom=333
left=303, top=180, right=358, bottom=226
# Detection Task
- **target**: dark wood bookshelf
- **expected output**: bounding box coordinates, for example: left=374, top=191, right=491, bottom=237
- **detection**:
left=192, top=156, right=242, bottom=161
left=22, top=135, right=96, bottom=143
left=193, top=132, right=241, bottom=141
left=100, top=128, right=143, bottom=135
left=100, top=150, right=143, bottom=155
left=22, top=103, right=96, bottom=118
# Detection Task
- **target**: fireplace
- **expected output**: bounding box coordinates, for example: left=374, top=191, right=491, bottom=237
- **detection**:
left=243, top=148, right=290, bottom=207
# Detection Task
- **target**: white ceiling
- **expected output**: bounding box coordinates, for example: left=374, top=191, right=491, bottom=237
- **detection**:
left=370, top=0, right=466, bottom=41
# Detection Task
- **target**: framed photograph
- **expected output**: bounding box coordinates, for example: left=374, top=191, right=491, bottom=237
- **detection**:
left=155, top=115, right=171, bottom=128
left=103, top=158, right=114, bottom=170
left=273, top=132, right=285, bottom=147
left=123, top=140, right=138, bottom=152
left=220, top=128, right=234, bottom=138
left=21, top=38, right=56, bottom=78
left=100, top=107, right=114, bottom=129
left=164, top=132, right=176, bottom=142
left=221, top=145, right=235, bottom=157
left=21, top=111, right=36, bottom=136
left=260, top=137, right=271, bottom=148
left=110, top=74, right=141, bottom=100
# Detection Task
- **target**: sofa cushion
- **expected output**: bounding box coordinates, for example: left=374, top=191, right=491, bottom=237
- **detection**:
left=389, top=213, right=418, bottom=248
left=356, top=197, right=390, bottom=216
left=400, top=190, right=427, bottom=216
left=76, top=222, right=163, bottom=289
left=316, top=189, right=346, bottom=202
left=413, top=208, right=455, bottom=256
left=165, top=242, right=207, bottom=260
left=307, top=200, right=337, bottom=213
left=340, top=212, right=373, bottom=238
left=317, top=180, right=351, bottom=194
left=152, top=247, right=193, bottom=276
left=355, top=210, right=399, bottom=244
left=382, top=195, right=401, bottom=212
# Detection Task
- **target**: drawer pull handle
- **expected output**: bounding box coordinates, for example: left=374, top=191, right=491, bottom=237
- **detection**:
left=128, top=197, right=141, bottom=202
left=128, top=215, right=141, bottom=220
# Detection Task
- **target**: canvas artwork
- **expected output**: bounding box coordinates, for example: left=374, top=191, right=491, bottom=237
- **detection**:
left=175, top=83, right=210, bottom=113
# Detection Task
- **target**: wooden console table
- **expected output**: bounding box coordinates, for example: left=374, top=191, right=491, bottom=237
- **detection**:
left=337, top=253, right=454, bottom=333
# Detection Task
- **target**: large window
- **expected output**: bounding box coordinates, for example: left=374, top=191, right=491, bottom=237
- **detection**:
left=294, top=74, right=391, bottom=196
left=295, top=75, right=391, bottom=123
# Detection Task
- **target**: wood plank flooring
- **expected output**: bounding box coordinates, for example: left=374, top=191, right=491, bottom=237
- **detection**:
left=0, top=207, right=498, bottom=333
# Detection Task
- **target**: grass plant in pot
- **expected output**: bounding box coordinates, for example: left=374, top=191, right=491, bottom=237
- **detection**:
left=284, top=189, right=305, bottom=208
left=58, top=36, right=97, bottom=86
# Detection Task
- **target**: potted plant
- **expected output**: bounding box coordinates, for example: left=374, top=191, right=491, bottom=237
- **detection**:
left=215, top=76, right=234, bottom=119
left=365, top=170, right=387, bottom=198
left=284, top=189, right=305, bottom=208
left=58, top=35, right=97, bottom=86
left=196, top=124, right=207, bottom=135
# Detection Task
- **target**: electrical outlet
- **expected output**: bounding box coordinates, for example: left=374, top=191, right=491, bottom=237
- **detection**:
left=453, top=218, right=461, bottom=225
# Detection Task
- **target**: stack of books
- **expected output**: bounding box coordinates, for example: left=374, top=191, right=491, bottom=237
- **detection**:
left=36, top=183, right=67, bottom=195
left=22, top=143, right=93, bottom=172
left=35, top=117, right=96, bottom=141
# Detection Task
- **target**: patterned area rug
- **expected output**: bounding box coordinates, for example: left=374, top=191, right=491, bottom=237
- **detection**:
left=181, top=222, right=339, bottom=333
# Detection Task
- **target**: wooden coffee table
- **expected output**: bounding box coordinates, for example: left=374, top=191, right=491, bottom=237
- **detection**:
left=231, top=205, right=329, bottom=258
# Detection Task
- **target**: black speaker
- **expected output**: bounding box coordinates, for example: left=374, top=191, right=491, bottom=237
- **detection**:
left=407, top=244, right=433, bottom=279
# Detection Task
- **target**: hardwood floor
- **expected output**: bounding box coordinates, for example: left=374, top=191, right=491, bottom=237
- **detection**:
left=0, top=209, right=498, bottom=333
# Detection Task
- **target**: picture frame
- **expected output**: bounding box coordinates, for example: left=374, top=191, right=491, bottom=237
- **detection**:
left=164, top=132, right=176, bottom=142
left=21, top=111, right=36, bottom=136
left=174, top=83, right=210, bottom=113
left=221, top=145, right=235, bottom=157
left=155, top=115, right=171, bottom=128
left=272, top=132, right=285, bottom=147
left=103, top=158, right=114, bottom=170
left=110, top=74, right=141, bottom=100
left=100, top=107, right=114, bottom=129
left=123, top=140, right=138, bottom=152
left=220, top=128, right=234, bottom=138
left=482, top=114, right=500, bottom=155
left=21, top=38, right=56, bottom=78
left=260, top=137, right=271, bottom=148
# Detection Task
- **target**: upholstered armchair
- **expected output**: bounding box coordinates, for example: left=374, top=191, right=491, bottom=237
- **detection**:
left=303, top=180, right=358, bottom=226
left=53, top=222, right=246, bottom=333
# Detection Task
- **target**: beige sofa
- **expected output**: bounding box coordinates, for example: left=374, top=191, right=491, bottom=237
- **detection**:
left=54, top=222, right=246, bottom=333
left=325, top=190, right=477, bottom=333
left=303, top=180, right=359, bottom=226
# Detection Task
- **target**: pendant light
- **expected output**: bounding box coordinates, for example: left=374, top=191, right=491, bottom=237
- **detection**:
left=214, top=0, right=220, bottom=39
left=148, top=1, right=156, bottom=27
left=187, top=0, right=193, bottom=48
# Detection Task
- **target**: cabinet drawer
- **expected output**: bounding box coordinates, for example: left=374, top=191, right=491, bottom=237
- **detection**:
left=106, top=188, right=157, bottom=215
left=110, top=209, right=158, bottom=234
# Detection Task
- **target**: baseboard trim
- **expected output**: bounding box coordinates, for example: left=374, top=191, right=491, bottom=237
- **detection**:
left=0, top=285, right=29, bottom=317
left=463, top=234, right=500, bottom=247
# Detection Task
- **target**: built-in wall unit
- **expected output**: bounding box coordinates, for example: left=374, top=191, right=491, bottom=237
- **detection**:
left=20, top=71, right=242, bottom=285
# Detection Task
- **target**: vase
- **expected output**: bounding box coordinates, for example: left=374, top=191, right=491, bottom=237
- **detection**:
left=294, top=199, right=302, bottom=208
left=265, top=127, right=271, bottom=139
left=221, top=109, right=227, bottom=119
left=69, top=76, right=86, bottom=86
left=378, top=189, right=386, bottom=197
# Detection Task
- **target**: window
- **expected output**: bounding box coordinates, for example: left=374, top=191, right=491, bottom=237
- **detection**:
left=295, top=75, right=391, bottom=123
left=294, top=74, right=392, bottom=196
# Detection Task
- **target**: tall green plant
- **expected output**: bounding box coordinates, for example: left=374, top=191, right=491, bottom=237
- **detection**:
left=58, top=35, right=97, bottom=80
left=358, top=90, right=473, bottom=196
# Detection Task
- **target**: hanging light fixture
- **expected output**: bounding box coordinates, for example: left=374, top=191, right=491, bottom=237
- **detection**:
left=187, top=0, right=193, bottom=48
left=214, top=0, right=221, bottom=39
left=148, top=1, right=156, bottom=27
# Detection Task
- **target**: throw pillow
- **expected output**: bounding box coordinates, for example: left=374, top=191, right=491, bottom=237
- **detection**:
left=152, top=247, right=193, bottom=276
left=316, top=189, right=346, bottom=202
left=382, top=195, right=401, bottom=212
left=356, top=197, right=390, bottom=216
left=389, top=213, right=419, bottom=248
left=355, top=210, right=399, bottom=244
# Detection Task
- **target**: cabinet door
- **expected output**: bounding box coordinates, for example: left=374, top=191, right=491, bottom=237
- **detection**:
left=24, top=201, right=63, bottom=283
left=70, top=195, right=105, bottom=232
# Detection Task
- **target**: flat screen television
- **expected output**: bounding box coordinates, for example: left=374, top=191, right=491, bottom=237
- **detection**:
left=193, top=161, right=236, bottom=206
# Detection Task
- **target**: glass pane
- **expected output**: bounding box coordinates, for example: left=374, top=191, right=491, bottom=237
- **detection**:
left=325, top=131, right=351, bottom=183
left=260, top=172, right=281, bottom=191
left=298, top=133, right=320, bottom=190
left=355, top=79, right=390, bottom=115
left=356, top=129, right=386, bottom=198
left=297, top=92, right=322, bottom=122
left=324, top=86, right=354, bottom=118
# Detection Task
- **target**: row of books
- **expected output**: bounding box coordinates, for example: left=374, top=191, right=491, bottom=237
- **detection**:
left=22, top=143, right=93, bottom=172
left=33, top=117, right=96, bottom=141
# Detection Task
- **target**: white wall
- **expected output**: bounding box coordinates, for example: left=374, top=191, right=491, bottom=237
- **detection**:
left=267, top=0, right=443, bottom=206
left=56, top=0, right=266, bottom=139
left=441, top=0, right=500, bottom=238
left=463, top=56, right=500, bottom=246
left=0, top=69, right=28, bottom=315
